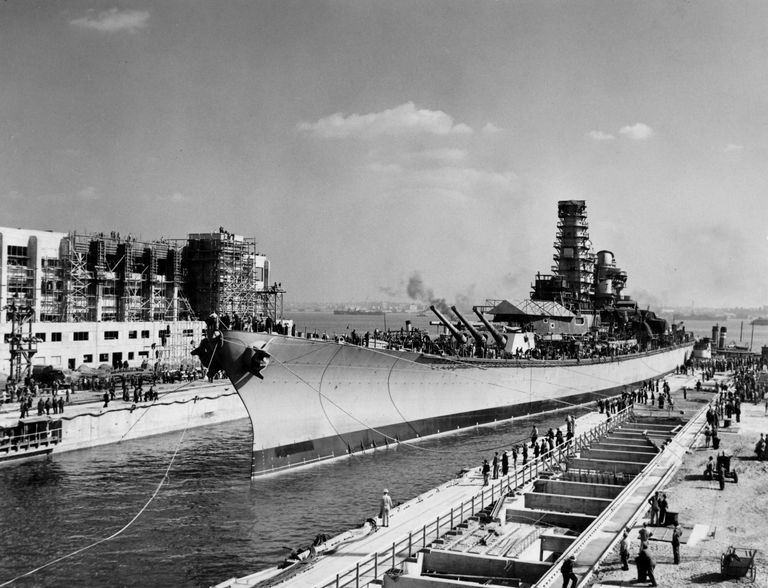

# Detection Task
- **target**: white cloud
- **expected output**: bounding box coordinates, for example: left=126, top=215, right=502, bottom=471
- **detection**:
left=481, top=123, right=502, bottom=134
left=297, top=102, right=474, bottom=139
left=587, top=130, right=615, bottom=141
left=409, top=148, right=468, bottom=165
left=619, top=122, right=654, bottom=140
left=70, top=9, right=150, bottom=33
left=724, top=143, right=744, bottom=153
left=76, top=186, right=99, bottom=200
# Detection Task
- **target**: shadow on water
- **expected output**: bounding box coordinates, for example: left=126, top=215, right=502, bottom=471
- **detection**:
left=0, top=408, right=588, bottom=587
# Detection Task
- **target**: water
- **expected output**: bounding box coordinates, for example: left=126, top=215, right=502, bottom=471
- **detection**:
left=0, top=409, right=586, bottom=587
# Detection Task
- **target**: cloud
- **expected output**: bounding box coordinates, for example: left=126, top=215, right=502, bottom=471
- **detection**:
left=724, top=143, right=743, bottom=153
left=481, top=123, right=502, bottom=134
left=297, top=102, right=474, bottom=139
left=76, top=186, right=99, bottom=201
left=587, top=130, right=615, bottom=141
left=70, top=9, right=150, bottom=33
left=619, top=122, right=654, bottom=140
left=407, top=148, right=467, bottom=165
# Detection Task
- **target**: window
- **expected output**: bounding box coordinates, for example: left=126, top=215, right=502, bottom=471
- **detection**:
left=141, top=330, right=150, bottom=339
left=99, top=353, right=109, bottom=362
left=128, top=331, right=138, bottom=339
left=138, top=351, right=149, bottom=357
left=6, top=245, right=28, bottom=265
left=182, top=329, right=194, bottom=337
left=51, top=332, right=62, bottom=342
left=51, top=356, right=61, bottom=366
left=104, top=331, right=119, bottom=340
left=83, top=354, right=93, bottom=363
left=128, top=352, right=135, bottom=360
left=74, top=332, right=89, bottom=341
left=35, top=333, right=47, bottom=342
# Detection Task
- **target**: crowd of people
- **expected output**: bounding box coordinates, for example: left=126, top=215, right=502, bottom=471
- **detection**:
left=480, top=414, right=580, bottom=486
left=294, top=322, right=687, bottom=363
left=2, top=364, right=216, bottom=420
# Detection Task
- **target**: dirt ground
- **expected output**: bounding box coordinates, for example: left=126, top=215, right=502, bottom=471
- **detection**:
left=590, top=392, right=768, bottom=588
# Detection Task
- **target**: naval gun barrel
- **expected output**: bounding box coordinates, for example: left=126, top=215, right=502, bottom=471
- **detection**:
left=430, top=305, right=467, bottom=345
left=450, top=306, right=487, bottom=346
left=472, top=306, right=508, bottom=347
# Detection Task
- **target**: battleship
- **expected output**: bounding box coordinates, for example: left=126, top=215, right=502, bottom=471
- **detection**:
left=198, top=201, right=693, bottom=477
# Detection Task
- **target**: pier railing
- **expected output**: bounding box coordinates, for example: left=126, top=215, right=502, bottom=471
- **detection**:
left=320, top=407, right=635, bottom=588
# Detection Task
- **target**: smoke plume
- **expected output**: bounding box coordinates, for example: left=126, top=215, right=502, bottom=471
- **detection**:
left=406, top=272, right=451, bottom=314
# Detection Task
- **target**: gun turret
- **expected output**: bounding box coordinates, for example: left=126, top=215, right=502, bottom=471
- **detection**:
left=451, top=306, right=487, bottom=347
left=430, top=305, right=467, bottom=345
left=472, top=306, right=508, bottom=348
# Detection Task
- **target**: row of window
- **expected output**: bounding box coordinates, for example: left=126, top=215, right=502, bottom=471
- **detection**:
left=82, top=351, right=149, bottom=363
left=5, top=329, right=198, bottom=344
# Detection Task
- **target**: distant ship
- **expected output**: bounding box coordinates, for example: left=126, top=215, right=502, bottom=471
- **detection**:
left=332, top=308, right=385, bottom=316
left=198, top=201, right=694, bottom=477
left=751, top=317, right=768, bottom=326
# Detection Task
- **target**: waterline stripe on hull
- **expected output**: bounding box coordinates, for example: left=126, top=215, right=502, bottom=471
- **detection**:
left=249, top=379, right=646, bottom=477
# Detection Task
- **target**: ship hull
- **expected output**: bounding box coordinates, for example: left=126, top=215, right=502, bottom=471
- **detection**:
left=218, top=332, right=692, bottom=477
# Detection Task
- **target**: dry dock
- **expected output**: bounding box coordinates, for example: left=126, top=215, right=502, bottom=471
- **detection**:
left=217, top=371, right=726, bottom=588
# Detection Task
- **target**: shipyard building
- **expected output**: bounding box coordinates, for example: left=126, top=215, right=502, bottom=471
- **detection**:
left=0, top=226, right=281, bottom=381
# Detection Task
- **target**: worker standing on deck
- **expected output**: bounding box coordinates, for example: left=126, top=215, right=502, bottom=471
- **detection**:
left=501, top=451, right=509, bottom=476
left=492, top=452, right=499, bottom=479
left=482, top=459, right=490, bottom=486
left=379, top=489, right=393, bottom=527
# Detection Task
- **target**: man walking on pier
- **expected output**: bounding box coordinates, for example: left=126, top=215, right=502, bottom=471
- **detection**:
left=560, top=554, right=577, bottom=588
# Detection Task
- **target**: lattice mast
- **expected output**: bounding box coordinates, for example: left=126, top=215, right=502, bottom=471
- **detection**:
left=551, top=200, right=596, bottom=310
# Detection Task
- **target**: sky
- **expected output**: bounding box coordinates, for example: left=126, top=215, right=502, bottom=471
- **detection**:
left=2, top=1, right=768, bottom=308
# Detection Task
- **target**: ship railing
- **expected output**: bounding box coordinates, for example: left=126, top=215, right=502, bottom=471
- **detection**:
left=321, top=406, right=635, bottom=588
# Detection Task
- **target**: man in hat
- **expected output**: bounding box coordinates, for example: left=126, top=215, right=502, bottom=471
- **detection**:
left=560, top=555, right=577, bottom=588
left=379, top=489, right=393, bottom=527
left=619, top=528, right=630, bottom=570
left=671, top=522, right=682, bottom=564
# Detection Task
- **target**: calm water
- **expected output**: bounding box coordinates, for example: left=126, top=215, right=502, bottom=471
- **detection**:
left=0, top=312, right=755, bottom=587
left=0, top=411, right=586, bottom=587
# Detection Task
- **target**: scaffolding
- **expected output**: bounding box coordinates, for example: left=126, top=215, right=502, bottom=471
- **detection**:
left=63, top=234, right=94, bottom=322
left=183, top=231, right=273, bottom=321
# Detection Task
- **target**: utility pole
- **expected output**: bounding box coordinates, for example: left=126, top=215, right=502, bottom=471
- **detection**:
left=4, top=298, right=37, bottom=385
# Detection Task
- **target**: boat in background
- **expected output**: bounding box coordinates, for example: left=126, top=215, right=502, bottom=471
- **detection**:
left=197, top=201, right=694, bottom=478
